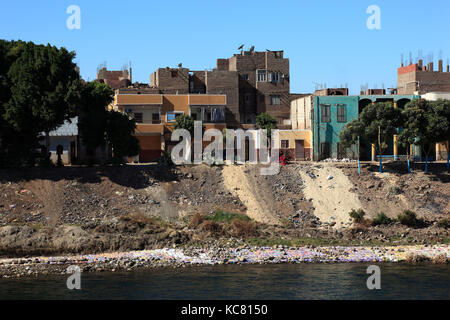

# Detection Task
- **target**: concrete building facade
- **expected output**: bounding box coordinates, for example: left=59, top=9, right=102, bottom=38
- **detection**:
left=113, top=89, right=226, bottom=162
left=397, top=60, right=450, bottom=95
left=148, top=49, right=290, bottom=128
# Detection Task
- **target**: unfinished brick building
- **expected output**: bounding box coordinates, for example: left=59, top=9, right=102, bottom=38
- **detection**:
left=397, top=59, right=450, bottom=94
left=96, top=67, right=132, bottom=90
left=149, top=49, right=291, bottom=128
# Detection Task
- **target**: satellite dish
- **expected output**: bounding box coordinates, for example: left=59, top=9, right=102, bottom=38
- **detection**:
left=238, top=44, right=244, bottom=51
left=249, top=46, right=255, bottom=53
left=178, top=63, right=182, bottom=68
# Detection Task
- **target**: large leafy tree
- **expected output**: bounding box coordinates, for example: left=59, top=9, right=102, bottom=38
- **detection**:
left=78, top=81, right=113, bottom=154
left=106, top=111, right=140, bottom=163
left=431, top=99, right=450, bottom=169
left=78, top=81, right=140, bottom=163
left=339, top=101, right=403, bottom=172
left=399, top=99, right=450, bottom=172
left=0, top=40, right=81, bottom=166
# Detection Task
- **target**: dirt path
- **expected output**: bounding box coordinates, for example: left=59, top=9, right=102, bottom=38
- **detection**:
left=299, top=164, right=362, bottom=228
left=222, top=165, right=279, bottom=225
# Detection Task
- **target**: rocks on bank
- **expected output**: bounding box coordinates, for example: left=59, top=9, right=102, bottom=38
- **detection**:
left=0, top=245, right=448, bottom=278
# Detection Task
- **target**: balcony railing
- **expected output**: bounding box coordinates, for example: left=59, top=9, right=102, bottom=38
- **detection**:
left=135, top=123, right=164, bottom=134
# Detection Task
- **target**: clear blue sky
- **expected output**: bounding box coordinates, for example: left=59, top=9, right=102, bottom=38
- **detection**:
left=1, top=0, right=449, bottom=94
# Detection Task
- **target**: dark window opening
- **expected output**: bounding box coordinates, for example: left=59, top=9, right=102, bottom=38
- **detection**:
left=320, top=142, right=330, bottom=160
left=152, top=113, right=160, bottom=124
left=337, top=104, right=346, bottom=123
left=321, top=104, right=331, bottom=123
left=134, top=112, right=143, bottom=123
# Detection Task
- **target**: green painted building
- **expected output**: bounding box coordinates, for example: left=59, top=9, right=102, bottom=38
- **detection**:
left=312, top=94, right=419, bottom=161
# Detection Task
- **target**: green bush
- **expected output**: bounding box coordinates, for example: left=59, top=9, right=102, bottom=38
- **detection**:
left=349, top=209, right=365, bottom=223
left=437, top=218, right=450, bottom=229
left=206, top=210, right=251, bottom=223
left=372, top=212, right=393, bottom=226
left=397, top=210, right=420, bottom=227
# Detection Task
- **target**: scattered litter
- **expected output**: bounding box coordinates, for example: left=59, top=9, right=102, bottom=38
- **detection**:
left=327, top=175, right=333, bottom=180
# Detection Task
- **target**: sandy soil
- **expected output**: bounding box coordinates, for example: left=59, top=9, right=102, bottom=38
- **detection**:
left=299, top=164, right=362, bottom=228
left=222, top=165, right=280, bottom=225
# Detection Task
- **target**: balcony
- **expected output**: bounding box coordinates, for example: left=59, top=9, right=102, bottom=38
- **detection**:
left=135, top=122, right=164, bottom=135
left=116, top=94, right=163, bottom=105
left=188, top=95, right=226, bottom=105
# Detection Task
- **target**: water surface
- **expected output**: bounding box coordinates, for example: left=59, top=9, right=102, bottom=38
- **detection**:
left=0, top=263, right=448, bottom=299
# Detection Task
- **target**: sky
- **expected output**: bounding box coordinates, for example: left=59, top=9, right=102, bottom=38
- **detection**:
left=1, top=0, right=449, bottom=94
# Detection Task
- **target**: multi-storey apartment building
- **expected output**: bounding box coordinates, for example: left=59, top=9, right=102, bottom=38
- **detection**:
left=112, top=87, right=226, bottom=162
left=149, top=49, right=291, bottom=128
left=397, top=59, right=450, bottom=94
left=96, top=67, right=132, bottom=90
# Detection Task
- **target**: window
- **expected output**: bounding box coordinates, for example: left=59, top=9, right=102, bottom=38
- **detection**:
left=133, top=112, right=143, bottom=123
left=269, top=73, right=280, bottom=83
left=244, top=93, right=252, bottom=105
left=320, top=104, right=331, bottom=123
left=270, top=95, right=281, bottom=105
left=337, top=104, right=346, bottom=123
left=242, top=74, right=249, bottom=81
left=171, top=70, right=178, bottom=77
left=281, top=140, right=289, bottom=148
left=211, top=107, right=225, bottom=123
left=257, top=70, right=267, bottom=82
left=166, top=112, right=184, bottom=122
left=152, top=113, right=160, bottom=124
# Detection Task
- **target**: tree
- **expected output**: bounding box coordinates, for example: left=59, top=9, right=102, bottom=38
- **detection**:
left=173, top=114, right=195, bottom=134
left=78, top=81, right=113, bottom=155
left=256, top=112, right=277, bottom=138
left=399, top=99, right=450, bottom=173
left=339, top=102, right=403, bottom=172
left=106, top=111, right=140, bottom=163
left=431, top=99, right=450, bottom=169
left=0, top=40, right=81, bottom=166
left=339, top=119, right=365, bottom=173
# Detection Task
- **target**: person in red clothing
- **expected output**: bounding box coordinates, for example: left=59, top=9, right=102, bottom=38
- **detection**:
left=279, top=152, right=287, bottom=166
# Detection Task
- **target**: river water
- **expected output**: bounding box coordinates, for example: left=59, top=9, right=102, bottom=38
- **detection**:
left=0, top=263, right=448, bottom=300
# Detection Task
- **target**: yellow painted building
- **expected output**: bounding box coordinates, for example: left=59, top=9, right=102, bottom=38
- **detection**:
left=278, top=130, right=312, bottom=160
left=113, top=91, right=227, bottom=162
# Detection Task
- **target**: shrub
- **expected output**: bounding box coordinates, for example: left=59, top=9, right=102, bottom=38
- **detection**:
left=199, top=220, right=222, bottom=235
left=206, top=210, right=251, bottom=223
left=157, top=151, right=173, bottom=167
left=231, top=220, right=257, bottom=237
left=397, top=210, right=420, bottom=227
left=349, top=209, right=365, bottom=223
left=389, top=186, right=402, bottom=195
left=372, top=212, right=393, bottom=226
left=189, top=213, right=205, bottom=228
left=437, top=218, right=450, bottom=229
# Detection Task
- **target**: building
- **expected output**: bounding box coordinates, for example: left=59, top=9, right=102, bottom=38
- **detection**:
left=397, top=59, right=450, bottom=95
left=97, top=67, right=132, bottom=89
left=47, top=117, right=79, bottom=165
left=308, top=92, right=418, bottom=161
left=113, top=89, right=227, bottom=162
left=148, top=49, right=291, bottom=128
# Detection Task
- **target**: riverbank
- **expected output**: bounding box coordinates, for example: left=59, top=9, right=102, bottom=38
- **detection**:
left=1, top=244, right=448, bottom=278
